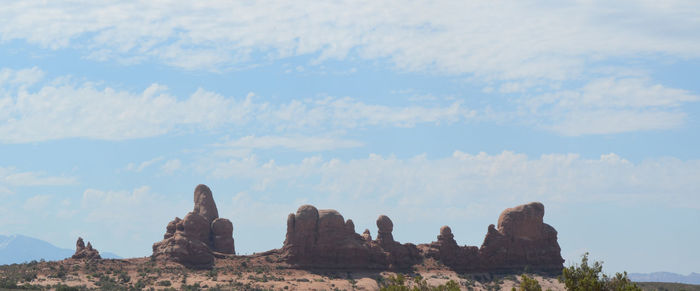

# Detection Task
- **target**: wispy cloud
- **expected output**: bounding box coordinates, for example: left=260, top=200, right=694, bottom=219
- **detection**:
left=216, top=135, right=363, bottom=153
left=125, top=157, right=164, bottom=173
left=23, top=195, right=52, bottom=211
left=522, top=77, right=700, bottom=135
left=0, top=166, right=76, bottom=187
left=204, top=151, right=700, bottom=211
left=0, top=67, right=476, bottom=143
left=1, top=2, right=698, bottom=80
left=160, top=159, right=182, bottom=174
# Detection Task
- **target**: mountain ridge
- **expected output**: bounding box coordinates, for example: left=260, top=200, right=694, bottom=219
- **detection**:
left=629, top=272, right=700, bottom=285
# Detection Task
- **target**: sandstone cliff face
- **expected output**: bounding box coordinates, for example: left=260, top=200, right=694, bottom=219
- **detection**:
left=422, top=202, right=564, bottom=273
left=282, top=205, right=421, bottom=270
left=478, top=202, right=563, bottom=272
left=151, top=184, right=235, bottom=269
left=71, top=237, right=101, bottom=260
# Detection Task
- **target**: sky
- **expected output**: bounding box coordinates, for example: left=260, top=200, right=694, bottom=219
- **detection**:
left=0, top=1, right=699, bottom=274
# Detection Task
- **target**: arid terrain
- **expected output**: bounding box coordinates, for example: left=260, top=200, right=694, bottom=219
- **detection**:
left=1, top=252, right=565, bottom=290
left=3, top=185, right=696, bottom=290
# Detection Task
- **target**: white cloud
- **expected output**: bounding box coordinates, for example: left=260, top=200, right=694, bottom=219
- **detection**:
left=205, top=151, right=700, bottom=211
left=217, top=135, right=363, bottom=153
left=0, top=67, right=44, bottom=88
left=23, top=195, right=52, bottom=211
left=160, top=159, right=182, bottom=174
left=522, top=77, right=700, bottom=135
left=1, top=1, right=698, bottom=80
left=189, top=150, right=700, bottom=254
left=0, top=166, right=76, bottom=187
left=126, top=157, right=164, bottom=172
left=0, top=67, right=475, bottom=143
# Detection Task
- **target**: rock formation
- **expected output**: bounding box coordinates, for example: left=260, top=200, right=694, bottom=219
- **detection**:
left=282, top=205, right=421, bottom=269
left=71, top=237, right=101, bottom=260
left=148, top=186, right=561, bottom=273
left=422, top=226, right=479, bottom=272
left=422, top=202, right=563, bottom=273
left=478, top=202, right=564, bottom=272
left=152, top=184, right=235, bottom=269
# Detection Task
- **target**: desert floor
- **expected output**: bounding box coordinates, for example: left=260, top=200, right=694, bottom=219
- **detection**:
left=1, top=252, right=565, bottom=290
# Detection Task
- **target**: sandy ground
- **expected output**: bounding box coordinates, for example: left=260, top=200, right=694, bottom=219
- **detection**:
left=2, top=253, right=566, bottom=290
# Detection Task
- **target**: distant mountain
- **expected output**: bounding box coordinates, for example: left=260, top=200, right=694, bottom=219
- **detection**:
left=630, top=272, right=700, bottom=285
left=0, top=234, right=120, bottom=265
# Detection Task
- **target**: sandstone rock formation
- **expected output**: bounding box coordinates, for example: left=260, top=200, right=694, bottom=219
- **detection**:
left=478, top=202, right=563, bottom=272
left=421, top=202, right=563, bottom=273
left=422, top=226, right=479, bottom=272
left=71, top=237, right=101, bottom=260
left=282, top=205, right=421, bottom=269
left=152, top=184, right=235, bottom=269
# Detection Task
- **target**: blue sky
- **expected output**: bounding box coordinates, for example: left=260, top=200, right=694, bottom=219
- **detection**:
left=1, top=1, right=699, bottom=274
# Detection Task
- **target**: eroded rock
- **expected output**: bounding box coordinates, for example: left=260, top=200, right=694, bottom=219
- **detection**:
left=152, top=184, right=235, bottom=269
left=420, top=202, right=563, bottom=273
left=193, top=184, right=219, bottom=224
left=282, top=205, right=421, bottom=269
left=212, top=218, right=235, bottom=254
left=478, top=202, right=563, bottom=273
left=71, top=237, right=101, bottom=260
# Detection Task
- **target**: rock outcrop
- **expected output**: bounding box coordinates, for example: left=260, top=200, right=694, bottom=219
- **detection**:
left=478, top=202, right=563, bottom=272
left=282, top=205, right=421, bottom=269
left=71, top=237, right=101, bottom=260
left=152, top=184, right=235, bottom=269
left=149, top=186, right=561, bottom=273
left=422, top=226, right=479, bottom=272
left=421, top=202, right=563, bottom=273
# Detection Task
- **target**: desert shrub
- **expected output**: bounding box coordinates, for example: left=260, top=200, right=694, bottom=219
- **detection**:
left=379, top=274, right=460, bottom=291
left=560, top=253, right=641, bottom=291
left=55, top=284, right=82, bottom=291
left=118, top=271, right=131, bottom=283
left=0, top=277, right=19, bottom=289
left=517, top=274, right=542, bottom=291
left=157, top=280, right=172, bottom=286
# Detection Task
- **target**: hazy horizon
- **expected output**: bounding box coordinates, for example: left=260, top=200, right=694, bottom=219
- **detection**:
left=0, top=1, right=698, bottom=275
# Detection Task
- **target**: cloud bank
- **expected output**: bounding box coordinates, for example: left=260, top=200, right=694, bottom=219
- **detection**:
left=1, top=1, right=698, bottom=80
left=0, top=68, right=474, bottom=143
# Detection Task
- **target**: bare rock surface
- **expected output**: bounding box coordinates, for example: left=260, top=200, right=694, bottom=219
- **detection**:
left=282, top=205, right=421, bottom=270
left=421, top=202, right=564, bottom=273
left=71, top=237, right=101, bottom=260
left=211, top=218, right=235, bottom=254
left=152, top=184, right=235, bottom=269
left=479, top=202, right=563, bottom=272
left=193, top=184, right=219, bottom=224
left=422, top=226, right=479, bottom=272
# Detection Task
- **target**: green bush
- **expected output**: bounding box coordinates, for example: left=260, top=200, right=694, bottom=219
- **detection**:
left=157, top=280, right=172, bottom=286
left=518, top=274, right=542, bottom=291
left=559, top=252, right=641, bottom=291
left=379, top=274, right=460, bottom=291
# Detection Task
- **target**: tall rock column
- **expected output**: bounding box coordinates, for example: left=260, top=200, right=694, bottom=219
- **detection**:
left=152, top=184, right=235, bottom=269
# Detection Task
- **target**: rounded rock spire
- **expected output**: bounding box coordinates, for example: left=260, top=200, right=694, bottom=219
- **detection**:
left=376, top=215, right=393, bottom=233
